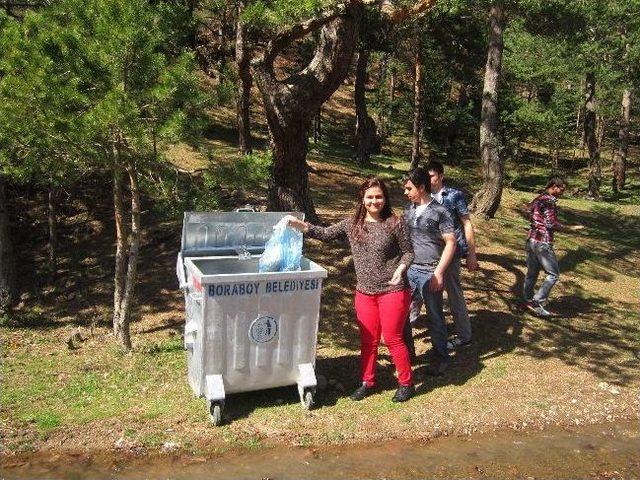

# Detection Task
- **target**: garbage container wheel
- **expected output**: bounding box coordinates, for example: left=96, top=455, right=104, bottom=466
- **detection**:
left=302, top=388, right=315, bottom=410
left=209, top=400, right=224, bottom=426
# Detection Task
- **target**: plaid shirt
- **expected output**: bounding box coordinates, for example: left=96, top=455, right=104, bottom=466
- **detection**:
left=527, top=193, right=563, bottom=244
left=433, top=186, right=469, bottom=257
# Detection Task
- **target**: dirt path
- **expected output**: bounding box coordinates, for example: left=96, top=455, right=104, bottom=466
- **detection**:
left=4, top=421, right=639, bottom=479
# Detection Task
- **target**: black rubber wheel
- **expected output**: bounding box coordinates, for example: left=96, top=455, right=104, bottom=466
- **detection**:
left=209, top=401, right=223, bottom=426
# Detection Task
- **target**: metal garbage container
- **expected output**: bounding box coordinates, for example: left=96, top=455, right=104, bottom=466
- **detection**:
left=176, top=211, right=328, bottom=425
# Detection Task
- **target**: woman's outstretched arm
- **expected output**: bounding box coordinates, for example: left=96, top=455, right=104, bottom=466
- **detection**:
left=284, top=215, right=350, bottom=242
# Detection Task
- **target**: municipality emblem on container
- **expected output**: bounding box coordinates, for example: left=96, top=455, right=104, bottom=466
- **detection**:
left=249, top=316, right=278, bottom=343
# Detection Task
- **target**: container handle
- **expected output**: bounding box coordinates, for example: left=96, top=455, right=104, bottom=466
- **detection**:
left=176, top=253, right=189, bottom=291
left=235, top=204, right=256, bottom=212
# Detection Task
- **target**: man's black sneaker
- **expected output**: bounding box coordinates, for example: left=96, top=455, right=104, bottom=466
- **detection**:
left=391, top=384, right=415, bottom=403
left=446, top=337, right=473, bottom=351
left=350, top=383, right=376, bottom=401
left=425, top=359, right=451, bottom=377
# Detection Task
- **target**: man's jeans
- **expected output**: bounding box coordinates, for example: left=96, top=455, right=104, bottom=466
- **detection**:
left=523, top=239, right=559, bottom=305
left=408, top=257, right=472, bottom=343
left=444, top=257, right=472, bottom=342
left=407, top=265, right=450, bottom=363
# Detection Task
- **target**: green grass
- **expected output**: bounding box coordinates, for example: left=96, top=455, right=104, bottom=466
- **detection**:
left=485, top=359, right=508, bottom=380
left=3, top=106, right=639, bottom=454
left=140, top=431, right=166, bottom=448
left=2, top=335, right=204, bottom=439
left=30, top=411, right=61, bottom=435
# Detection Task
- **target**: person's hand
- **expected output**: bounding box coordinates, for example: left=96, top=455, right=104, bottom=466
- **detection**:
left=428, top=271, right=444, bottom=292
left=388, top=264, right=406, bottom=286
left=283, top=215, right=307, bottom=232
left=466, top=253, right=479, bottom=272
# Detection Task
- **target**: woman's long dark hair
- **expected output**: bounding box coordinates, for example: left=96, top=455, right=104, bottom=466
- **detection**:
left=350, top=177, right=397, bottom=242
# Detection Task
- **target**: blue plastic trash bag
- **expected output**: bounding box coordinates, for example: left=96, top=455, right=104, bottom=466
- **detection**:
left=258, top=217, right=303, bottom=272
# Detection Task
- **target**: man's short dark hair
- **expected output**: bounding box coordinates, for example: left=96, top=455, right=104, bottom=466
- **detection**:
left=425, top=160, right=445, bottom=176
left=405, top=167, right=429, bottom=189
left=545, top=176, right=567, bottom=190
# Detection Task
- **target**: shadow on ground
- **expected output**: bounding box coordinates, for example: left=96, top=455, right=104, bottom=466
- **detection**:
left=475, top=248, right=639, bottom=386
left=8, top=148, right=639, bottom=423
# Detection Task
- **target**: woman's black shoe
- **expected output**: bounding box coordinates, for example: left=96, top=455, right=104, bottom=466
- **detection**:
left=350, top=383, right=375, bottom=401
left=391, top=384, right=415, bottom=403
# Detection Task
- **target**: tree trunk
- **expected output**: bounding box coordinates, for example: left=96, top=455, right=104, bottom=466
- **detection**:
left=0, top=176, right=17, bottom=311
left=115, top=163, right=141, bottom=352
left=387, top=66, right=396, bottom=136
left=380, top=65, right=396, bottom=139
left=312, top=107, right=322, bottom=143
left=47, top=185, right=58, bottom=277
left=410, top=48, right=423, bottom=170
left=446, top=83, right=469, bottom=164
left=576, top=77, right=584, bottom=146
left=377, top=51, right=389, bottom=85
left=551, top=147, right=559, bottom=171
left=355, top=47, right=378, bottom=165
left=269, top=130, right=317, bottom=217
left=253, top=5, right=362, bottom=222
left=375, top=54, right=388, bottom=137
left=596, top=114, right=606, bottom=150
left=236, top=1, right=253, bottom=155
left=471, top=2, right=505, bottom=218
left=612, top=88, right=631, bottom=193
left=215, top=6, right=231, bottom=69
left=584, top=71, right=601, bottom=199
left=112, top=146, right=128, bottom=346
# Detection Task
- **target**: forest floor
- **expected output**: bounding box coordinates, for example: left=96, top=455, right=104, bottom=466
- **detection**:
left=2, top=91, right=640, bottom=461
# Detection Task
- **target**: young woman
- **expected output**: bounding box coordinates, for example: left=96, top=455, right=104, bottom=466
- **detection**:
left=286, top=177, right=415, bottom=402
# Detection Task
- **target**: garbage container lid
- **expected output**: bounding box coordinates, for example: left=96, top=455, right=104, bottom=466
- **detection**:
left=180, top=211, right=304, bottom=257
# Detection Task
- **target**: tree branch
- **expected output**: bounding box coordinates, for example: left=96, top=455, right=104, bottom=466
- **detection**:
left=263, top=9, right=344, bottom=68
left=253, top=0, right=437, bottom=100
left=0, top=1, right=45, bottom=7
left=368, top=0, right=438, bottom=23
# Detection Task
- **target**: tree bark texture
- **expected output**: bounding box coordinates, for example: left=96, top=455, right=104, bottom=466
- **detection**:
left=379, top=65, right=396, bottom=139
left=111, top=152, right=141, bottom=352
left=471, top=2, right=504, bottom=218
left=253, top=4, right=362, bottom=222
left=612, top=88, right=630, bottom=193
left=385, top=66, right=396, bottom=138
left=381, top=0, right=437, bottom=23
left=355, top=47, right=379, bottom=165
left=446, top=83, right=469, bottom=164
left=377, top=52, right=389, bottom=85
left=596, top=114, right=606, bottom=150
left=312, top=107, right=322, bottom=143
left=410, top=49, right=423, bottom=171
left=576, top=76, right=585, bottom=146
left=112, top=157, right=128, bottom=347
left=584, top=72, right=601, bottom=199
left=236, top=1, right=253, bottom=155
left=374, top=53, right=388, bottom=137
left=47, top=186, right=58, bottom=276
left=117, top=164, right=140, bottom=352
left=0, top=176, right=17, bottom=310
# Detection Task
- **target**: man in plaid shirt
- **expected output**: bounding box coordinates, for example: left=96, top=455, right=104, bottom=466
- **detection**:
left=524, top=177, right=584, bottom=317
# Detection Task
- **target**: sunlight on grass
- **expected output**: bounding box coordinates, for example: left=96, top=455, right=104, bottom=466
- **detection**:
left=2, top=334, right=201, bottom=436
left=2, top=99, right=639, bottom=453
